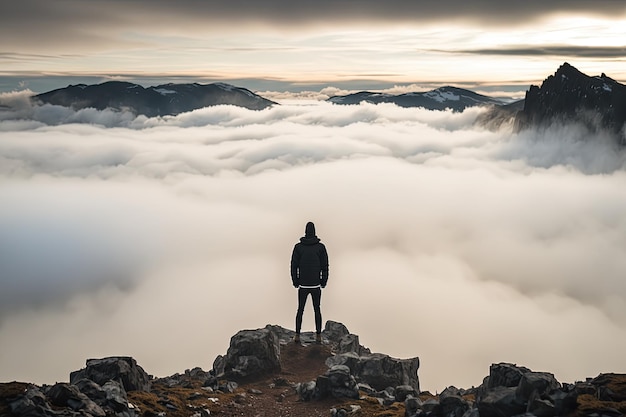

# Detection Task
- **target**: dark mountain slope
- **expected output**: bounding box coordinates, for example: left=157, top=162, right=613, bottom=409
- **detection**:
left=33, top=81, right=276, bottom=117
left=328, top=86, right=504, bottom=112
left=515, top=63, right=626, bottom=141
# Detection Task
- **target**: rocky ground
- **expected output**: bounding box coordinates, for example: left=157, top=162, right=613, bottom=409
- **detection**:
left=2, top=321, right=626, bottom=417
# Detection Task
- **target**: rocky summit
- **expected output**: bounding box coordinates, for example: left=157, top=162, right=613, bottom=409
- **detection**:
left=515, top=63, right=626, bottom=140
left=1, top=321, right=626, bottom=417
left=479, top=62, right=626, bottom=144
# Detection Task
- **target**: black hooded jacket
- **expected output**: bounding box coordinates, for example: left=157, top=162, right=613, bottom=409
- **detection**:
left=291, top=224, right=329, bottom=288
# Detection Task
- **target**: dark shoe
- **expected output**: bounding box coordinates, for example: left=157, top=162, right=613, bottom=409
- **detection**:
left=315, top=333, right=322, bottom=343
left=294, top=334, right=301, bottom=343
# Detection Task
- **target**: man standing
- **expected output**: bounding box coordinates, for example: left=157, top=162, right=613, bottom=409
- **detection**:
left=291, top=221, right=329, bottom=343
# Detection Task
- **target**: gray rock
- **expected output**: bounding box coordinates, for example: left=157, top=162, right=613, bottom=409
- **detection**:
left=219, top=327, right=281, bottom=379
left=422, top=398, right=440, bottom=413
left=47, top=382, right=106, bottom=417
left=324, top=365, right=359, bottom=399
left=326, top=352, right=420, bottom=391
left=440, top=386, right=463, bottom=399
left=102, top=380, right=128, bottom=412
left=548, top=389, right=578, bottom=415
left=10, top=386, right=56, bottom=417
left=478, top=386, right=526, bottom=417
left=217, top=381, right=238, bottom=393
left=74, top=378, right=107, bottom=404
left=395, top=385, right=417, bottom=402
left=356, top=382, right=376, bottom=395
left=212, top=355, right=225, bottom=377
left=327, top=365, right=355, bottom=387
left=296, top=380, right=317, bottom=401
left=405, top=396, right=422, bottom=417
left=338, top=334, right=362, bottom=354
left=527, top=397, right=556, bottom=417
left=487, top=363, right=531, bottom=389
left=70, top=356, right=151, bottom=392
left=322, top=321, right=350, bottom=342
left=574, top=381, right=597, bottom=396
left=357, top=353, right=420, bottom=391
left=516, top=371, right=560, bottom=401
left=437, top=394, right=469, bottom=417
left=460, top=408, right=480, bottom=417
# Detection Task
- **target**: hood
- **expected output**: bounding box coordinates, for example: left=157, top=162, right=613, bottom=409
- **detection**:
left=300, top=236, right=320, bottom=245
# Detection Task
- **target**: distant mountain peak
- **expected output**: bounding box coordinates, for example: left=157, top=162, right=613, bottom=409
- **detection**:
left=33, top=81, right=276, bottom=116
left=514, top=62, right=626, bottom=142
left=328, top=86, right=502, bottom=111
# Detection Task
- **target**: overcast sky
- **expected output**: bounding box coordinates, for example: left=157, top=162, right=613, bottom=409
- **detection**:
left=1, top=92, right=626, bottom=391
left=1, top=0, right=625, bottom=93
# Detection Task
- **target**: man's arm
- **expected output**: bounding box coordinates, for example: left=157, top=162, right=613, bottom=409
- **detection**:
left=290, top=245, right=300, bottom=287
left=320, top=244, right=329, bottom=288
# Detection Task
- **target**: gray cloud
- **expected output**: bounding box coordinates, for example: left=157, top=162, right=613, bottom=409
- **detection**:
left=442, top=45, right=626, bottom=59
left=2, top=1, right=625, bottom=52
left=1, top=101, right=626, bottom=392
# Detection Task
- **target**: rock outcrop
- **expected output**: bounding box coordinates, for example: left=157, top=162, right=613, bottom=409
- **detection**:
left=214, top=326, right=282, bottom=380
left=70, top=356, right=151, bottom=392
left=3, top=322, right=626, bottom=417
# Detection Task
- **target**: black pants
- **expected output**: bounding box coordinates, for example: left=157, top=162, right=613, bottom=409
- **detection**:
left=295, top=287, right=322, bottom=334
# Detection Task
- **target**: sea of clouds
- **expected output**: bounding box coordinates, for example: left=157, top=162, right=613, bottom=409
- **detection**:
left=1, top=90, right=626, bottom=392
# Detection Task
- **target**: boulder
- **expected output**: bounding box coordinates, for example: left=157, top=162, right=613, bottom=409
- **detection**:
left=102, top=380, right=128, bottom=413
left=296, top=380, right=318, bottom=401
left=73, top=378, right=107, bottom=404
left=328, top=352, right=419, bottom=391
left=70, top=356, right=151, bottom=392
left=219, top=327, right=281, bottom=379
left=395, top=385, right=417, bottom=402
left=322, top=321, right=350, bottom=342
left=527, top=397, right=556, bottom=417
left=487, top=363, right=530, bottom=389
left=322, top=321, right=371, bottom=354
left=9, top=386, right=56, bottom=417
left=516, top=371, right=560, bottom=401
left=47, top=382, right=106, bottom=417
left=436, top=395, right=469, bottom=417
left=548, top=389, right=578, bottom=415
left=405, top=396, right=422, bottom=417
left=326, top=365, right=359, bottom=399
left=477, top=386, right=526, bottom=417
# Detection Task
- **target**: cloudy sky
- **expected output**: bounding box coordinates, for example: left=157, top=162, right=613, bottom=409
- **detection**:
left=1, top=0, right=625, bottom=95
left=1, top=0, right=626, bottom=394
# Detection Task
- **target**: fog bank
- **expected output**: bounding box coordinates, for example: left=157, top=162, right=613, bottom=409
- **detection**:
left=1, top=100, right=626, bottom=391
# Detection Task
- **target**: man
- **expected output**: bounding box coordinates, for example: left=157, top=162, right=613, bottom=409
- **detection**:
left=291, top=221, right=329, bottom=343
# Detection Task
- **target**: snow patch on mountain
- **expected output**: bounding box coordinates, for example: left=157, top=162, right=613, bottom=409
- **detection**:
left=425, top=89, right=460, bottom=103
left=154, top=88, right=177, bottom=96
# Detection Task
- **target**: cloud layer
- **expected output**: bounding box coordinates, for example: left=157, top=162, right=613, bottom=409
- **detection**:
left=1, top=100, right=626, bottom=391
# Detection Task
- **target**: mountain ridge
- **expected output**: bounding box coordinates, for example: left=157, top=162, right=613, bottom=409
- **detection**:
left=327, top=86, right=505, bottom=112
left=33, top=81, right=277, bottom=117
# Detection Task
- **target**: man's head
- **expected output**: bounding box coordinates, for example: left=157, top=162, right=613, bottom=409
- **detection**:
left=305, top=221, right=316, bottom=237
